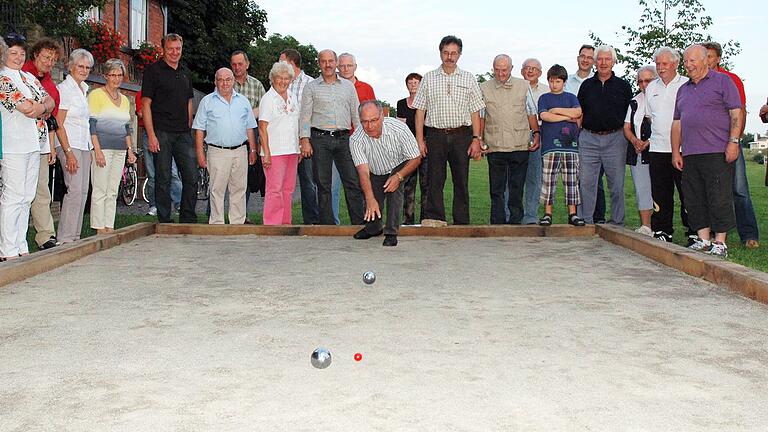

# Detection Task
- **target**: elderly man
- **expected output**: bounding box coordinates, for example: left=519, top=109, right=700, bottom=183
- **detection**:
left=351, top=100, right=421, bottom=246
left=338, top=53, right=376, bottom=103
left=577, top=45, right=632, bottom=225
left=520, top=58, right=549, bottom=225
left=299, top=49, right=365, bottom=225
left=645, top=46, right=694, bottom=243
left=21, top=37, right=61, bottom=249
left=414, top=35, right=485, bottom=226
left=192, top=68, right=257, bottom=224
left=142, top=33, right=198, bottom=223
left=280, top=49, right=318, bottom=225
left=702, top=42, right=759, bottom=249
left=672, top=45, right=742, bottom=258
left=480, top=54, right=540, bottom=224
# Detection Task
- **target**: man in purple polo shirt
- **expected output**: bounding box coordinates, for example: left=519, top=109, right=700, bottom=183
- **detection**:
left=671, top=45, right=742, bottom=258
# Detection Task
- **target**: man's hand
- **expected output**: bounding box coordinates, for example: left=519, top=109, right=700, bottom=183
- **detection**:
left=148, top=134, right=160, bottom=153
left=468, top=138, right=482, bottom=160
left=725, top=142, right=740, bottom=163
left=418, top=139, right=428, bottom=158
left=383, top=174, right=402, bottom=193
left=364, top=199, right=381, bottom=222
left=300, top=138, right=313, bottom=159
left=529, top=134, right=541, bottom=152
left=196, top=150, right=207, bottom=169
left=248, top=150, right=257, bottom=165
left=672, top=152, right=683, bottom=171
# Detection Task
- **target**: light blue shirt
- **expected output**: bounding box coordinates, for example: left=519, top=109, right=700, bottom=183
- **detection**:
left=565, top=71, right=594, bottom=96
left=192, top=89, right=257, bottom=147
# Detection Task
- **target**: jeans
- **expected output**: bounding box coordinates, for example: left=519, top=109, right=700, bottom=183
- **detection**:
left=310, top=132, right=365, bottom=225
left=154, top=130, right=198, bottom=223
left=143, top=131, right=181, bottom=208
left=578, top=130, right=627, bottom=225
left=297, top=158, right=319, bottom=224
left=488, top=151, right=528, bottom=224
left=522, top=147, right=542, bottom=224
left=424, top=127, right=472, bottom=224
left=733, top=148, right=759, bottom=242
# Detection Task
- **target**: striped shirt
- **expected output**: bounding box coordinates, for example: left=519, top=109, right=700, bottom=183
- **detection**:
left=350, top=117, right=421, bottom=175
left=288, top=70, right=314, bottom=109
left=233, top=75, right=266, bottom=111
left=412, top=66, right=485, bottom=129
left=299, top=75, right=360, bottom=138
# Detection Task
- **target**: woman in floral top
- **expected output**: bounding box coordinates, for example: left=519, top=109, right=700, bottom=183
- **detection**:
left=0, top=35, right=55, bottom=261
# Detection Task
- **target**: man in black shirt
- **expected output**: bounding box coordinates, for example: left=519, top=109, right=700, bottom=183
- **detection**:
left=141, top=33, right=198, bottom=223
left=577, top=45, right=632, bottom=225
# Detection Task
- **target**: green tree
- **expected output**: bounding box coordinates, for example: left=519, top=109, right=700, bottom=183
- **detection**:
left=168, top=0, right=267, bottom=87
left=26, top=0, right=106, bottom=53
left=590, top=0, right=740, bottom=80
left=742, top=132, right=755, bottom=148
left=249, top=33, right=319, bottom=90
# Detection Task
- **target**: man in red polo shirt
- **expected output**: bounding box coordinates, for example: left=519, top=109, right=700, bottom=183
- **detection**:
left=337, top=52, right=376, bottom=102
left=21, top=38, right=61, bottom=250
left=703, top=41, right=760, bottom=249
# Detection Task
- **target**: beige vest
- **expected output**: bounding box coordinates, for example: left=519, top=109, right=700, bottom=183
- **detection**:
left=480, top=77, right=532, bottom=152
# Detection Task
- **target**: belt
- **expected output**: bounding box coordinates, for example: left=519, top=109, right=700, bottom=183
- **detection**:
left=311, top=128, right=350, bottom=137
left=584, top=128, right=621, bottom=136
left=206, top=142, right=246, bottom=150
left=428, top=126, right=470, bottom=134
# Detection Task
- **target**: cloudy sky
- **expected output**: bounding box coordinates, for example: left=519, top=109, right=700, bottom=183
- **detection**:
left=258, top=0, right=767, bottom=135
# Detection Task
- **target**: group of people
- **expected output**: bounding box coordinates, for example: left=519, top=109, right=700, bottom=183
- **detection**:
left=1, top=34, right=133, bottom=261
left=0, top=32, right=764, bottom=258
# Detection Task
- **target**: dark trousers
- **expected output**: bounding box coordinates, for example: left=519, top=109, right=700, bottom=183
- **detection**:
left=297, top=158, right=319, bottom=224
left=682, top=153, right=736, bottom=233
left=648, top=151, right=692, bottom=235
left=402, top=156, right=428, bottom=225
left=594, top=168, right=606, bottom=222
left=424, top=127, right=471, bottom=224
left=488, top=151, right=528, bottom=224
left=365, top=163, right=407, bottom=236
left=154, top=130, right=198, bottom=223
left=310, top=132, right=365, bottom=225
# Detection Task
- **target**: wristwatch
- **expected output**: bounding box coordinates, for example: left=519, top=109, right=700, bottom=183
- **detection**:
left=395, top=172, right=404, bottom=182
left=729, top=137, right=739, bottom=144
left=472, top=135, right=482, bottom=140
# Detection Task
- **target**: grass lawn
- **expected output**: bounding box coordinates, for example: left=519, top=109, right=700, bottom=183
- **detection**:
left=28, top=158, right=768, bottom=272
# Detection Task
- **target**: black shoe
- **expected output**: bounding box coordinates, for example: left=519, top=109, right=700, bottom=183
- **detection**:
left=353, top=228, right=383, bottom=240
left=568, top=214, right=585, bottom=226
left=244, top=219, right=254, bottom=225
left=41, top=237, right=59, bottom=249
left=594, top=219, right=606, bottom=224
left=653, top=231, right=673, bottom=242
left=383, top=235, right=398, bottom=246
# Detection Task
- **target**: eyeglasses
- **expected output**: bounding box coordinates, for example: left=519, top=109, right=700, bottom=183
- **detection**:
left=216, top=78, right=234, bottom=83
left=523, top=66, right=541, bottom=72
left=107, top=73, right=124, bottom=78
left=577, top=55, right=592, bottom=61
left=75, top=64, right=92, bottom=71
left=637, top=79, right=654, bottom=84
left=361, top=117, right=381, bottom=126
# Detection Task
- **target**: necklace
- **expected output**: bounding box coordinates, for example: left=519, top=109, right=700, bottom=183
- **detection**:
left=105, top=88, right=120, bottom=101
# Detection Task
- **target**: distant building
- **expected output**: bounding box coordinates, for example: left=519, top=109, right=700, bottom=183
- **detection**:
left=749, top=133, right=768, bottom=150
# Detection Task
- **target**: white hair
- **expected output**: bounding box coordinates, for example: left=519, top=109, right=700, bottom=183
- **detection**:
left=493, top=54, right=512, bottom=66
left=338, top=52, right=356, bottom=64
left=652, top=46, right=681, bottom=64
left=522, top=58, right=542, bottom=69
left=637, top=65, right=658, bottom=79
left=593, top=45, right=618, bottom=63
left=269, top=61, right=295, bottom=82
left=69, top=48, right=94, bottom=68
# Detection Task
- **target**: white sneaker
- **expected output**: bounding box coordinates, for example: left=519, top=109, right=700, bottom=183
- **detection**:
left=635, top=225, right=654, bottom=237
left=146, top=206, right=157, bottom=216
left=688, top=237, right=712, bottom=252
left=708, top=242, right=728, bottom=258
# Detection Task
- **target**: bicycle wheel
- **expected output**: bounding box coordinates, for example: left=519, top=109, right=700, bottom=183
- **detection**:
left=141, top=177, right=149, bottom=203
left=197, top=167, right=210, bottom=200
left=121, top=164, right=138, bottom=206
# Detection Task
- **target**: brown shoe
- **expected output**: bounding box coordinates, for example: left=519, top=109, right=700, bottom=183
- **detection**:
left=745, top=239, right=760, bottom=249
left=421, top=219, right=447, bottom=228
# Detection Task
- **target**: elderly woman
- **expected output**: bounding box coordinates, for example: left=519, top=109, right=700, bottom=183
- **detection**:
left=55, top=48, right=93, bottom=244
left=88, top=59, right=135, bottom=234
left=623, top=65, right=657, bottom=237
left=258, top=61, right=299, bottom=225
left=396, top=72, right=427, bottom=225
left=0, top=35, right=55, bottom=261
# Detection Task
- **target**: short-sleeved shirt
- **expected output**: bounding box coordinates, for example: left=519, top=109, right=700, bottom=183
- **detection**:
left=192, top=89, right=257, bottom=148
left=0, top=68, right=49, bottom=154
left=715, top=66, right=746, bottom=106
left=538, top=92, right=581, bottom=155
left=396, top=98, right=417, bottom=135
left=578, top=72, right=632, bottom=133
left=350, top=117, right=421, bottom=175
left=88, top=88, right=131, bottom=150
left=299, top=76, right=360, bottom=138
left=565, top=71, right=594, bottom=96
left=58, top=74, right=91, bottom=150
left=141, top=60, right=194, bottom=133
left=258, top=87, right=300, bottom=157
left=412, top=66, right=485, bottom=129
left=644, top=73, right=688, bottom=153
left=233, top=75, right=266, bottom=112
left=673, top=69, right=742, bottom=156
left=353, top=79, right=376, bottom=103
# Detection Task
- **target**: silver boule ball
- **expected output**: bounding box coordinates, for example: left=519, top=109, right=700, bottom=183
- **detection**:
left=311, top=347, right=332, bottom=369
left=363, top=271, right=376, bottom=285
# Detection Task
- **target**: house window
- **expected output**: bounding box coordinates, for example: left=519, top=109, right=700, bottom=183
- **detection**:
left=81, top=6, right=99, bottom=22
left=130, top=0, right=147, bottom=49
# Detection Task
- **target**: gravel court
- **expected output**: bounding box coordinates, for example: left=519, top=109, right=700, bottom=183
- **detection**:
left=1, top=234, right=768, bottom=431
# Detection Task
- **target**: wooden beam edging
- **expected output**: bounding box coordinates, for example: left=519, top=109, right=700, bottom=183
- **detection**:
left=156, top=223, right=596, bottom=238
left=596, top=224, right=768, bottom=304
left=0, top=222, right=157, bottom=288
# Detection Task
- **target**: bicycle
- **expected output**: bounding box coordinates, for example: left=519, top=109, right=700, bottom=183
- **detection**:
left=197, top=167, right=210, bottom=200
left=118, top=152, right=139, bottom=206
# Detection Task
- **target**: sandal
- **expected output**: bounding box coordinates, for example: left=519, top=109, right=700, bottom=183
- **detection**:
left=568, top=213, right=585, bottom=226
left=539, top=214, right=552, bottom=226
